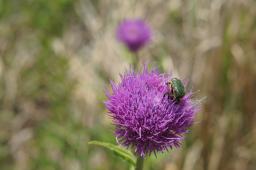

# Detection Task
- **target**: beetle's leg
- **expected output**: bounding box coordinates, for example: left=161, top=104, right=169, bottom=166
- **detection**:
left=163, top=92, right=174, bottom=101
left=175, top=98, right=180, bottom=103
left=163, top=81, right=173, bottom=101
left=171, top=86, right=175, bottom=97
left=163, top=92, right=173, bottom=102
left=163, top=92, right=169, bottom=99
left=167, top=93, right=171, bottom=100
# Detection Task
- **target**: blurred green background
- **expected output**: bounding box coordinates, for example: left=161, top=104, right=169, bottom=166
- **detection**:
left=0, top=0, right=255, bottom=170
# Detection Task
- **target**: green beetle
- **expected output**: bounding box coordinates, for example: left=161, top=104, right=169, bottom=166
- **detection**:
left=165, top=78, right=185, bottom=102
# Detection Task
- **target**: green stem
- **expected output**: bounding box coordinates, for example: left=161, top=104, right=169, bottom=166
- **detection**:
left=135, top=157, right=144, bottom=170
left=131, top=52, right=138, bottom=69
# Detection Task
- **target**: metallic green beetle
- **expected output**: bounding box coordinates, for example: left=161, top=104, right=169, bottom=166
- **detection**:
left=165, top=78, right=185, bottom=102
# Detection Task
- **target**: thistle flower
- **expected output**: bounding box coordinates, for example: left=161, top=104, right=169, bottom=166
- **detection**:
left=116, top=19, right=151, bottom=52
left=105, top=68, right=198, bottom=157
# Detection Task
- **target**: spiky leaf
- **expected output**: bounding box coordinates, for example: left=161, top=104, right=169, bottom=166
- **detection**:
left=88, top=141, right=136, bottom=166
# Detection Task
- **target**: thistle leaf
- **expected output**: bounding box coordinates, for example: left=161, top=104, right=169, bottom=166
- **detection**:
left=88, top=141, right=136, bottom=166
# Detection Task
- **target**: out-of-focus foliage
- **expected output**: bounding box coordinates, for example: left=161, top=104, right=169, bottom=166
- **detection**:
left=0, top=0, right=256, bottom=170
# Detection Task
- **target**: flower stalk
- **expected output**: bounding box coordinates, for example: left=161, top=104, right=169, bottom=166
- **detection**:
left=132, top=52, right=139, bottom=70
left=135, top=157, right=144, bottom=170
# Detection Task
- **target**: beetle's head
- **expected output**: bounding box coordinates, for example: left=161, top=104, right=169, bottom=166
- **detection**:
left=165, top=81, right=171, bottom=85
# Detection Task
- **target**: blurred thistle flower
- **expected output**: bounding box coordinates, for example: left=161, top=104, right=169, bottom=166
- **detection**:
left=116, top=19, right=151, bottom=52
left=105, top=67, right=198, bottom=157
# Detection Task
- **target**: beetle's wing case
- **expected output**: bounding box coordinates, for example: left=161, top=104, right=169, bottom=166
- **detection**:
left=170, top=78, right=185, bottom=99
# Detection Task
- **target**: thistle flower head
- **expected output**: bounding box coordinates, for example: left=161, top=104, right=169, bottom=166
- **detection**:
left=116, top=19, right=151, bottom=52
left=105, top=68, right=198, bottom=157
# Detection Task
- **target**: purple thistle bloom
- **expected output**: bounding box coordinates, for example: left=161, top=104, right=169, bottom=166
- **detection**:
left=105, top=68, right=198, bottom=157
left=116, top=19, right=151, bottom=52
